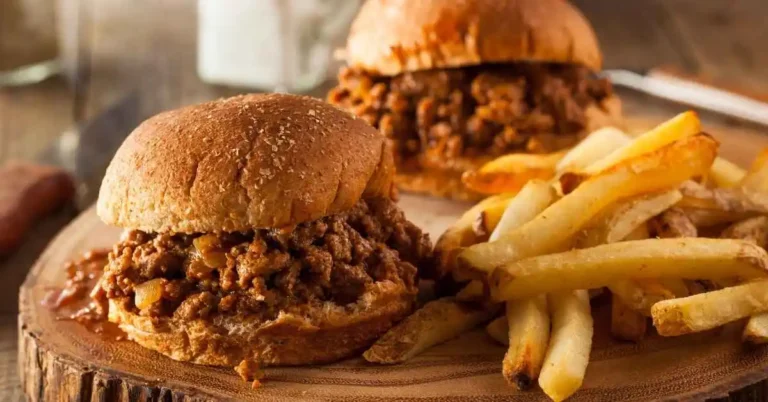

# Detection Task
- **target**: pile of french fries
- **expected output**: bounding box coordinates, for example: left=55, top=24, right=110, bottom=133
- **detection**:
left=362, top=111, right=768, bottom=402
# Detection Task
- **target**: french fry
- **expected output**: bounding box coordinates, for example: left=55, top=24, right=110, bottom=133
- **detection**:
left=503, top=296, right=550, bottom=390
left=608, top=280, right=674, bottom=316
left=741, top=148, right=768, bottom=192
left=730, top=216, right=768, bottom=344
left=485, top=316, right=508, bottom=345
left=460, top=134, right=719, bottom=273
left=555, top=127, right=630, bottom=172
left=709, top=157, right=746, bottom=188
left=455, top=280, right=485, bottom=302
left=490, top=238, right=768, bottom=301
left=481, top=180, right=557, bottom=390
left=581, top=209, right=681, bottom=316
left=433, top=193, right=515, bottom=278
left=744, top=313, right=768, bottom=344
left=538, top=290, right=593, bottom=402
left=363, top=298, right=498, bottom=364
left=489, top=180, right=558, bottom=242
left=679, top=207, right=748, bottom=228
left=652, top=280, right=768, bottom=336
left=721, top=216, right=768, bottom=247
left=611, top=294, right=647, bottom=342
left=656, top=278, right=691, bottom=298
left=462, top=152, right=564, bottom=195
left=584, top=111, right=700, bottom=175
left=577, top=189, right=682, bottom=247
left=685, top=280, right=710, bottom=296
left=648, top=207, right=698, bottom=238
left=677, top=180, right=768, bottom=216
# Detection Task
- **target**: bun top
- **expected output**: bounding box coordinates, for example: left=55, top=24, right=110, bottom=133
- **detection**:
left=345, top=0, right=602, bottom=76
left=97, top=94, right=395, bottom=233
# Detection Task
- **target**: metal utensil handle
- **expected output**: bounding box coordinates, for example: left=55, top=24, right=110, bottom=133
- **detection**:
left=608, top=70, right=768, bottom=127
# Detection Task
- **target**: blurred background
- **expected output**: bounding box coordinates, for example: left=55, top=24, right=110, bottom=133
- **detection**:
left=1, top=0, right=767, bottom=165
left=0, top=0, right=767, bottom=398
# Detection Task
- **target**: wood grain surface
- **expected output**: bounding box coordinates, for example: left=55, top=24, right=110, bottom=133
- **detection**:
left=17, top=191, right=768, bottom=402
left=2, top=0, right=768, bottom=400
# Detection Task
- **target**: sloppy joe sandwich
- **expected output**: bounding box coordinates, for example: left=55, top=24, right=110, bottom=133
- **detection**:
left=93, top=94, right=433, bottom=372
left=328, top=0, right=623, bottom=200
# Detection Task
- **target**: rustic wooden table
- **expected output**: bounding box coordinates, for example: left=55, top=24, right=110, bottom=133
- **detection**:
left=2, top=0, right=768, bottom=400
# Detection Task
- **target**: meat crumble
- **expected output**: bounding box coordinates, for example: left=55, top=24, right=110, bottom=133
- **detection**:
left=101, top=197, right=432, bottom=321
left=328, top=63, right=613, bottom=169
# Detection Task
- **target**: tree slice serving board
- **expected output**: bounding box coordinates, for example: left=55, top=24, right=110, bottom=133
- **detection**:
left=19, top=118, right=768, bottom=401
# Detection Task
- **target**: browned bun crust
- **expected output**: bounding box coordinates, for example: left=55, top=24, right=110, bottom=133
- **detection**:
left=346, top=0, right=603, bottom=76
left=97, top=94, right=395, bottom=233
left=108, top=282, right=413, bottom=366
left=398, top=96, right=624, bottom=201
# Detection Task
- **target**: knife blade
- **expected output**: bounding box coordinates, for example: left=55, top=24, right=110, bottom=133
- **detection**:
left=38, top=92, right=143, bottom=209
left=602, top=69, right=768, bottom=127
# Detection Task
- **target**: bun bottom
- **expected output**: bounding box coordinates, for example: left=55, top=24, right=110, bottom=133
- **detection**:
left=395, top=96, right=624, bottom=201
left=108, top=281, right=415, bottom=367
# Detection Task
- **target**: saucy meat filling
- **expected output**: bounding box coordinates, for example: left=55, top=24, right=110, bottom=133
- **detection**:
left=328, top=63, right=613, bottom=168
left=100, top=198, right=432, bottom=321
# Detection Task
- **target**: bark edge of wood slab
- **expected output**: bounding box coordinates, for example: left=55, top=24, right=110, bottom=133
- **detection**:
left=17, top=200, right=768, bottom=402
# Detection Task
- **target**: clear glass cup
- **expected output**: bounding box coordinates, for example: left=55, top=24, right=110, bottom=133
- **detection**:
left=0, top=0, right=61, bottom=87
left=197, top=0, right=361, bottom=93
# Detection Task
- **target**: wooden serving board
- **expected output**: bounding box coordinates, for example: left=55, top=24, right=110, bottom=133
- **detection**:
left=18, top=117, right=768, bottom=401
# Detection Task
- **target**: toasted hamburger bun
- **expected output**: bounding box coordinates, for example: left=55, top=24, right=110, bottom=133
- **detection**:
left=98, top=93, right=395, bottom=233
left=345, top=0, right=603, bottom=76
left=98, top=94, right=419, bottom=366
left=340, top=0, right=622, bottom=201
left=108, top=281, right=413, bottom=367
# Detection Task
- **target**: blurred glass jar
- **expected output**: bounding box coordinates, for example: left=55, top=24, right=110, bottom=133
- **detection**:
left=197, top=0, right=360, bottom=93
left=0, top=0, right=61, bottom=87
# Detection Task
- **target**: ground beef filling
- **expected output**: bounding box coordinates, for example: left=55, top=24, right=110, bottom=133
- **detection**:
left=101, top=198, right=432, bottom=321
left=328, top=63, right=613, bottom=168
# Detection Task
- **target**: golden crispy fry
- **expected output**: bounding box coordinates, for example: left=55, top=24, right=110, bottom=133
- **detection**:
left=485, top=316, right=508, bottom=345
left=555, top=127, right=630, bottom=172
left=433, top=193, right=515, bottom=278
left=684, top=281, right=707, bottom=296
left=538, top=290, right=593, bottom=402
left=582, top=210, right=683, bottom=316
left=491, top=239, right=768, bottom=301
left=455, top=280, right=485, bottom=302
left=679, top=207, right=750, bottom=228
left=608, top=280, right=674, bottom=316
left=741, top=148, right=768, bottom=192
left=460, top=134, right=719, bottom=273
left=623, top=223, right=650, bottom=241
left=584, top=111, right=700, bottom=175
left=473, top=208, right=506, bottom=239
left=503, top=296, right=550, bottom=390
left=462, top=152, right=564, bottom=195
left=577, top=190, right=682, bottom=247
left=744, top=313, right=768, bottom=344
left=709, top=157, right=746, bottom=188
left=652, top=280, right=768, bottom=336
left=656, top=278, right=691, bottom=298
left=489, top=180, right=558, bottom=242
left=480, top=151, right=566, bottom=173
left=363, top=298, right=498, bottom=364
left=678, top=180, right=768, bottom=216
left=721, top=216, right=768, bottom=247
left=648, top=207, right=698, bottom=238
left=611, top=294, right=647, bottom=342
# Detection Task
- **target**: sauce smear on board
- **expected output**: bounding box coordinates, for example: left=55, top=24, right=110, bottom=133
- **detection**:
left=42, top=249, right=126, bottom=340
